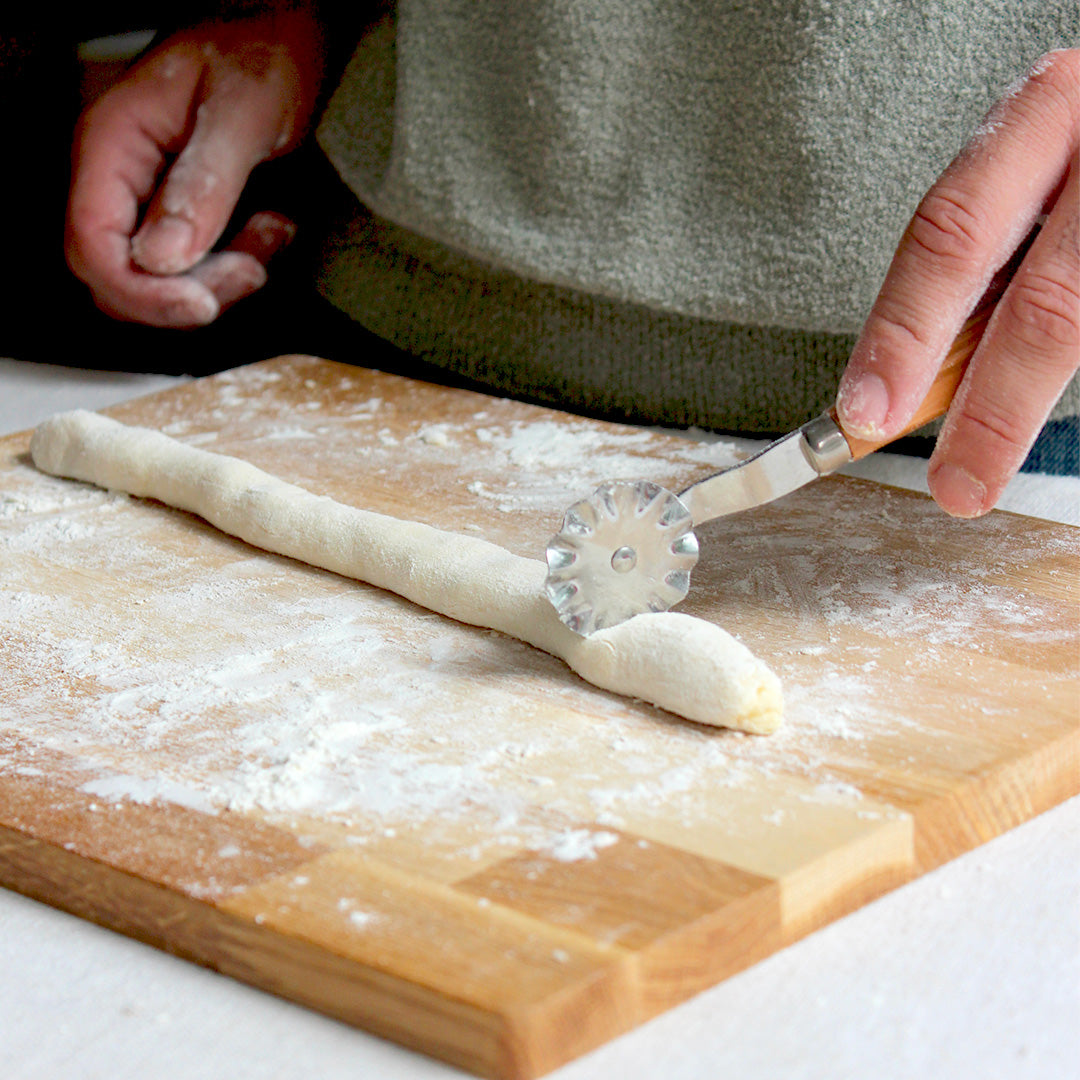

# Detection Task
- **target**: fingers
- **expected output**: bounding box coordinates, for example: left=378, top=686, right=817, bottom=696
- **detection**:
left=65, top=50, right=209, bottom=324
left=225, top=210, right=297, bottom=265
left=130, top=46, right=295, bottom=277
left=187, top=252, right=267, bottom=311
left=65, top=14, right=320, bottom=328
left=836, top=50, right=1079, bottom=452
left=927, top=161, right=1079, bottom=516
left=187, top=211, right=297, bottom=313
left=70, top=205, right=293, bottom=329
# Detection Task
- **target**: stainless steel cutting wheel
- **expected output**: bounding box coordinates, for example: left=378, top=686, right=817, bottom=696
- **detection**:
left=544, top=480, right=700, bottom=635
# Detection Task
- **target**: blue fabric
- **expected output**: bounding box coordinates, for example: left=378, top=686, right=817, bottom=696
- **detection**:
left=892, top=418, right=1079, bottom=477
left=1021, top=417, right=1079, bottom=476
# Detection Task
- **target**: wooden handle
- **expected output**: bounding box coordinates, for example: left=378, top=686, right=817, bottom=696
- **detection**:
left=839, top=296, right=999, bottom=461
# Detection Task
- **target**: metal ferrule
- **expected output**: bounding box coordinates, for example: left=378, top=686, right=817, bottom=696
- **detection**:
left=799, top=412, right=853, bottom=475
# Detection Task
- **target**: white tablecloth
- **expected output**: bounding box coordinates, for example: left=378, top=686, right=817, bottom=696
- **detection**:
left=1, top=357, right=1077, bottom=1080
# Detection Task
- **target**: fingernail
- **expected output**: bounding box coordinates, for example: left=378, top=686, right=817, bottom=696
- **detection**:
left=164, top=290, right=219, bottom=328
left=189, top=252, right=268, bottom=306
left=929, top=464, right=988, bottom=518
left=837, top=373, right=890, bottom=437
left=132, top=216, right=196, bottom=274
left=249, top=212, right=297, bottom=254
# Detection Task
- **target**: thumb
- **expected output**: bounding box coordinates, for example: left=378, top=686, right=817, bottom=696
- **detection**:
left=131, top=77, right=287, bottom=275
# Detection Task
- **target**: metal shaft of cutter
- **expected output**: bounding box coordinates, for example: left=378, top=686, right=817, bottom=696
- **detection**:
left=676, top=413, right=853, bottom=525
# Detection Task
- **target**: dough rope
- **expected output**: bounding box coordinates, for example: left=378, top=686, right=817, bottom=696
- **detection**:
left=31, top=410, right=782, bottom=733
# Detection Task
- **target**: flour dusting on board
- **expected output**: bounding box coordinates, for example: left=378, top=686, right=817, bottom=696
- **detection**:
left=130, top=358, right=743, bottom=520
left=544, top=829, right=620, bottom=862
left=2, top=361, right=1078, bottom=897
left=462, top=420, right=735, bottom=513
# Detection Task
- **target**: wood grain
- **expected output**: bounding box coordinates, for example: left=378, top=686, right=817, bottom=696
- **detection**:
left=0, top=356, right=1077, bottom=1077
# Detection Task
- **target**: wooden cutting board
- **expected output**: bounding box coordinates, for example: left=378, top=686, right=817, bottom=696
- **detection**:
left=1, top=357, right=1077, bottom=1078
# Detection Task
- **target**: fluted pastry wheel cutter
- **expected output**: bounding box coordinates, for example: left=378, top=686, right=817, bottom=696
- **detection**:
left=545, top=298, right=1000, bottom=635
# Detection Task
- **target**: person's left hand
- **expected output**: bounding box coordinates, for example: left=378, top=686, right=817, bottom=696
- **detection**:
left=65, top=7, right=325, bottom=328
left=836, top=49, right=1079, bottom=516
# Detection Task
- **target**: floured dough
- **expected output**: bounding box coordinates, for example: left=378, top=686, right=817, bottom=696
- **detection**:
left=31, top=410, right=782, bottom=733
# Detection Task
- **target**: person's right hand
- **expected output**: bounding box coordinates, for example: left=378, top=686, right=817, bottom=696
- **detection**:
left=65, top=8, right=325, bottom=327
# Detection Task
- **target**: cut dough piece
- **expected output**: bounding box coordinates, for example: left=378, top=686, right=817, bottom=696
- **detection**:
left=31, top=410, right=783, bottom=733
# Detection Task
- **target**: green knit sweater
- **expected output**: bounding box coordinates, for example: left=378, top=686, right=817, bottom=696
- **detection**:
left=315, top=0, right=1078, bottom=434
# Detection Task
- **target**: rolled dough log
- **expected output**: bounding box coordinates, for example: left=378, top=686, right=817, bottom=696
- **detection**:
left=31, top=410, right=783, bottom=733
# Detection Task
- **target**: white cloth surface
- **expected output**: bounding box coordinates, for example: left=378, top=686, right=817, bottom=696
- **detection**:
left=0, top=358, right=189, bottom=432
left=1, top=357, right=1077, bottom=1080
left=842, top=454, right=1080, bottom=527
